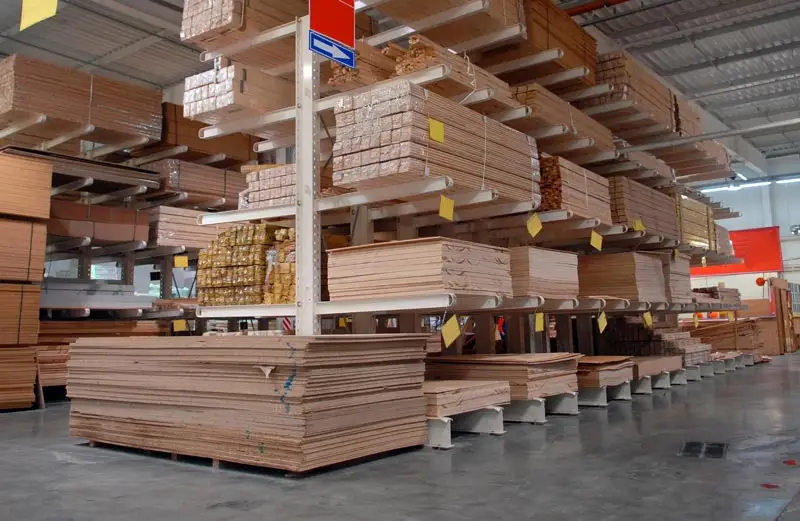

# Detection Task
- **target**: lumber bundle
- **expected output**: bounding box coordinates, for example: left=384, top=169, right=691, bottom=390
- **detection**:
left=427, top=353, right=582, bottom=400
left=0, top=218, right=45, bottom=283
left=540, top=156, right=612, bottom=224
left=327, top=237, right=512, bottom=300
left=48, top=200, right=148, bottom=243
left=688, top=320, right=760, bottom=353
left=423, top=380, right=510, bottom=417
left=609, top=177, right=679, bottom=241
left=242, top=163, right=342, bottom=209
left=332, top=81, right=541, bottom=203
left=68, top=335, right=429, bottom=473
left=674, top=96, right=702, bottom=137
left=329, top=42, right=397, bottom=91
left=149, top=207, right=231, bottom=250
left=0, top=346, right=36, bottom=409
left=0, top=154, right=51, bottom=220
left=147, top=159, right=247, bottom=210
left=716, top=225, right=733, bottom=256
left=0, top=283, right=40, bottom=345
left=578, top=252, right=667, bottom=302
left=676, top=195, right=714, bottom=249
left=632, top=356, right=682, bottom=379
left=38, top=320, right=168, bottom=345
left=509, top=246, right=578, bottom=299
left=577, top=356, right=633, bottom=388
left=655, top=329, right=711, bottom=365
left=693, top=285, right=741, bottom=307
left=653, top=140, right=732, bottom=183
left=662, top=253, right=692, bottom=304
left=597, top=317, right=711, bottom=364
left=36, top=344, right=69, bottom=387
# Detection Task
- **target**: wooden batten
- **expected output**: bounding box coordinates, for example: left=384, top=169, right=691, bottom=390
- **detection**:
left=540, top=156, right=611, bottom=224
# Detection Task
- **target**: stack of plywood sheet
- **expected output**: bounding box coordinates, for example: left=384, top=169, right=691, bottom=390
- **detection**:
left=662, top=253, right=692, bottom=304
left=332, top=81, right=540, bottom=203
left=68, top=335, right=429, bottom=473
left=0, top=347, right=37, bottom=409
left=149, top=207, right=232, bottom=250
left=36, top=344, right=69, bottom=387
left=509, top=246, right=578, bottom=299
left=38, top=321, right=168, bottom=345
left=610, top=177, right=679, bottom=241
left=632, top=355, right=682, bottom=379
left=427, top=353, right=582, bottom=400
left=423, top=380, right=510, bottom=417
left=147, top=159, right=247, bottom=210
left=48, top=200, right=148, bottom=243
left=577, top=356, right=633, bottom=388
left=540, top=156, right=611, bottom=224
left=0, top=218, right=45, bottom=283
left=688, top=320, right=760, bottom=353
left=327, top=237, right=512, bottom=300
left=578, top=252, right=667, bottom=302
left=716, top=224, right=733, bottom=256
left=676, top=195, right=714, bottom=249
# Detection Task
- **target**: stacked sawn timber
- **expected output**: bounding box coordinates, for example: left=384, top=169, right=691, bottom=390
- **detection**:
left=49, top=200, right=148, bottom=243
left=689, top=320, right=759, bottom=353
left=676, top=195, right=714, bottom=249
left=662, top=253, right=692, bottom=304
left=36, top=344, right=68, bottom=387
left=693, top=285, right=741, bottom=307
left=578, top=252, right=667, bottom=302
left=509, top=246, right=578, bottom=299
left=68, top=335, right=429, bottom=473
left=330, top=42, right=397, bottom=91
left=654, top=329, right=711, bottom=365
left=38, top=321, right=168, bottom=345
left=149, top=207, right=232, bottom=250
left=148, top=159, right=247, bottom=210
left=610, top=177, right=679, bottom=241
left=577, top=356, right=634, bottom=388
left=423, top=380, right=511, bottom=417
left=540, top=156, right=612, bottom=224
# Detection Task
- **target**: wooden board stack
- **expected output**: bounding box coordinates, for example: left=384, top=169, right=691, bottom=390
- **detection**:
left=632, top=356, right=682, bottom=379
left=36, top=344, right=69, bottom=387
left=674, top=96, right=702, bottom=137
left=0, top=218, right=45, bottom=283
left=609, top=177, right=679, bottom=241
left=716, top=225, right=733, bottom=256
left=655, top=141, right=732, bottom=183
left=577, top=356, right=634, bottom=388
left=328, top=237, right=512, bottom=300
left=427, top=353, right=582, bottom=400
left=654, top=329, right=711, bottom=365
left=69, top=335, right=429, bottom=473
left=688, top=320, right=760, bottom=353
left=662, top=253, right=692, bottom=304
left=423, top=380, right=511, bottom=417
left=329, top=42, right=397, bottom=91
left=242, top=164, right=339, bottom=210
left=578, top=252, right=667, bottom=302
left=509, top=246, right=578, bottom=299
left=149, top=207, right=231, bottom=250
left=38, top=321, right=168, bottom=345
left=693, top=285, right=742, bottom=307
left=676, top=195, right=714, bottom=249
left=332, top=81, right=540, bottom=202
left=0, top=347, right=37, bottom=409
left=147, top=159, right=247, bottom=210
left=48, top=200, right=148, bottom=243
left=540, top=156, right=612, bottom=224
left=597, top=317, right=711, bottom=364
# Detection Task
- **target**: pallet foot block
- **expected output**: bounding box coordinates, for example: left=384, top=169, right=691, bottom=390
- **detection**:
left=504, top=398, right=546, bottom=424
left=670, top=369, right=688, bottom=386
left=545, top=392, right=579, bottom=416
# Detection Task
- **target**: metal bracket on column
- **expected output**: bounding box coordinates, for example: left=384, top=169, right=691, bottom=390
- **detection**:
left=724, top=358, right=737, bottom=372
left=734, top=355, right=745, bottom=369
left=742, top=353, right=755, bottom=366
left=451, top=406, right=506, bottom=435
left=700, top=362, right=715, bottom=377
left=608, top=381, right=632, bottom=401
left=578, top=387, right=608, bottom=407
left=685, top=365, right=701, bottom=381
left=713, top=360, right=726, bottom=374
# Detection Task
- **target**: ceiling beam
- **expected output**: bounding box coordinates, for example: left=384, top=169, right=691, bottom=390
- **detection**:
left=656, top=40, right=800, bottom=77
left=705, top=89, right=800, bottom=109
left=75, top=0, right=182, bottom=33
left=78, top=31, right=167, bottom=72
left=724, top=109, right=800, bottom=124
left=688, top=68, right=800, bottom=100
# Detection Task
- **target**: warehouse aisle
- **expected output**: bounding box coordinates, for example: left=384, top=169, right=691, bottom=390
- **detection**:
left=3, top=357, right=800, bottom=521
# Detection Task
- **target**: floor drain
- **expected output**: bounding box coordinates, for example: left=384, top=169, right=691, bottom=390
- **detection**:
left=678, top=442, right=728, bottom=459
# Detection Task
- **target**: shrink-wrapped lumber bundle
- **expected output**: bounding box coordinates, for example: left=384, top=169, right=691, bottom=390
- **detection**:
left=0, top=346, right=36, bottom=409
left=38, top=320, right=167, bottom=345
left=632, top=355, right=682, bottom=379
left=148, top=159, right=247, bottom=210
left=676, top=195, right=714, bottom=249
left=423, top=380, right=511, bottom=417
left=327, top=237, right=512, bottom=300
left=662, top=253, right=692, bottom=304
left=610, top=177, right=679, bottom=241
left=329, top=42, right=397, bottom=91
left=36, top=344, right=69, bottom=387
left=332, top=81, right=540, bottom=202
left=68, top=335, right=429, bottom=473
left=0, top=219, right=45, bottom=283
left=716, top=224, right=733, bottom=256
left=578, top=252, right=667, bottom=302
left=48, top=200, right=148, bottom=243
left=242, top=164, right=341, bottom=209
left=0, top=154, right=51, bottom=220
left=540, top=156, right=611, bottom=224
left=0, top=283, right=40, bottom=345
left=427, top=353, right=582, bottom=400
left=577, top=356, right=633, bottom=388
left=149, top=207, right=232, bottom=250
left=509, top=246, right=578, bottom=299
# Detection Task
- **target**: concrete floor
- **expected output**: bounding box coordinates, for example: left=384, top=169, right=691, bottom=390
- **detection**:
left=4, top=358, right=800, bottom=521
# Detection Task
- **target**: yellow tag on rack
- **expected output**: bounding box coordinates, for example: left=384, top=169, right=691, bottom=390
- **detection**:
left=673, top=248, right=680, bottom=261
left=439, top=195, right=455, bottom=221
left=526, top=213, right=543, bottom=239
left=173, top=255, right=189, bottom=268
left=20, top=0, right=58, bottom=31
left=338, top=317, right=347, bottom=328
left=441, top=315, right=461, bottom=348
left=172, top=319, right=188, bottom=333
left=590, top=230, right=603, bottom=251
left=429, top=119, right=445, bottom=143
left=728, top=311, right=736, bottom=322
left=643, top=311, right=653, bottom=328
left=598, top=312, right=608, bottom=333
left=632, top=219, right=646, bottom=232
left=694, top=313, right=700, bottom=328
left=535, top=313, right=545, bottom=333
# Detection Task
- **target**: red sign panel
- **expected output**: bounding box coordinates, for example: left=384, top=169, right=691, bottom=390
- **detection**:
left=310, top=0, right=355, bottom=49
left=691, top=226, right=784, bottom=276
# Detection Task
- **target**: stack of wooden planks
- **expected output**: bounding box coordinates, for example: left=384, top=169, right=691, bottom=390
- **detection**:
left=423, top=380, right=510, bottom=417
left=38, top=321, right=168, bottom=345
left=148, top=159, right=247, bottom=210
left=0, top=347, right=37, bottom=409
left=332, top=81, right=540, bottom=202
left=597, top=317, right=710, bottom=364
left=68, top=335, right=429, bottom=473
left=674, top=96, right=702, bottom=137
left=48, top=200, right=148, bottom=243
left=327, top=237, right=512, bottom=300
left=693, top=285, right=741, bottom=307
left=632, top=355, right=682, bottom=379
left=242, top=164, right=338, bottom=209
left=329, top=42, right=396, bottom=91
left=427, top=353, right=582, bottom=400
left=36, top=344, right=69, bottom=387
left=688, top=320, right=760, bottom=353
left=655, top=141, right=732, bottom=183
left=610, top=177, right=679, bottom=241
left=716, top=224, right=733, bottom=256
left=149, top=207, right=232, bottom=250
left=509, top=246, right=578, bottom=299
left=654, top=329, right=711, bottom=365
left=578, top=252, right=667, bottom=302
left=0, top=154, right=52, bottom=220
left=676, top=195, right=714, bottom=249
left=540, top=156, right=611, bottom=224
left=577, top=356, right=634, bottom=388
left=662, top=253, right=692, bottom=304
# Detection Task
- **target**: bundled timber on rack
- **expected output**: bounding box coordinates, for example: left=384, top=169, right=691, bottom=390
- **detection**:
left=716, top=225, right=733, bottom=256
left=509, top=246, right=578, bottom=299
left=0, top=154, right=51, bottom=220
left=688, top=320, right=759, bottom=353
left=610, top=177, right=679, bottom=241
left=662, top=253, right=692, bottom=304
left=327, top=237, right=512, bottom=300
left=39, top=320, right=167, bottom=345
left=540, top=156, right=611, bottom=224
left=69, top=335, right=429, bottom=473
left=329, top=42, right=396, bottom=91
left=427, top=353, right=582, bottom=400
left=36, top=344, right=69, bottom=387
left=632, top=355, right=682, bottom=379
left=674, top=96, right=702, bottom=137
left=149, top=207, right=232, bottom=250
left=0, top=347, right=36, bottom=409
left=0, top=218, right=45, bottom=283
left=577, top=356, right=633, bottom=388
left=48, top=200, right=148, bottom=243
left=243, top=163, right=341, bottom=209
left=598, top=317, right=711, bottom=364
left=693, top=285, right=741, bottom=307
left=0, top=283, right=40, bottom=345
left=578, top=252, right=667, bottom=302
left=147, top=159, right=247, bottom=210
left=676, top=195, right=714, bottom=249
left=660, top=140, right=732, bottom=183
left=423, top=380, right=510, bottom=416
left=332, top=81, right=541, bottom=202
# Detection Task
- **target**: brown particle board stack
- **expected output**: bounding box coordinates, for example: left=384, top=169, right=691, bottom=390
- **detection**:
left=610, top=177, right=679, bottom=241
left=676, top=195, right=715, bottom=249
left=632, top=356, right=682, bottom=379
left=48, top=200, right=148, bottom=244
left=578, top=252, right=667, bottom=302
left=423, top=380, right=511, bottom=417
left=36, top=344, right=69, bottom=387
left=540, top=156, right=612, bottom=224
left=149, top=207, right=232, bottom=250
left=0, top=347, right=37, bottom=409
left=577, top=356, right=634, bottom=388
left=68, top=335, right=429, bottom=473
left=662, top=253, right=692, bottom=304
left=509, top=246, right=578, bottom=299
left=147, top=159, right=247, bottom=210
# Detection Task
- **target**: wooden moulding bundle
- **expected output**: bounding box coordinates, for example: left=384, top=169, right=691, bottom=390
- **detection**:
left=0, top=218, right=45, bottom=283
left=675, top=195, right=714, bottom=249
left=577, top=356, right=634, bottom=388
left=578, top=252, right=667, bottom=302
left=423, top=380, right=511, bottom=417
left=68, top=335, right=429, bottom=473
left=0, top=347, right=36, bottom=409
left=540, top=156, right=612, bottom=224
left=654, top=329, right=712, bottom=365
left=148, top=207, right=232, bottom=250
left=624, top=150, right=675, bottom=184
left=427, top=353, right=582, bottom=400
left=662, top=253, right=692, bottom=304
left=36, top=345, right=69, bottom=388
left=716, top=224, right=733, bottom=256
left=658, top=140, right=732, bottom=183
left=509, top=246, right=578, bottom=299
left=48, top=200, right=149, bottom=244
left=332, top=81, right=541, bottom=202
left=327, top=237, right=512, bottom=300
left=148, top=159, right=247, bottom=210
left=632, top=355, right=682, bottom=379
left=329, top=42, right=397, bottom=91
left=609, top=177, right=679, bottom=241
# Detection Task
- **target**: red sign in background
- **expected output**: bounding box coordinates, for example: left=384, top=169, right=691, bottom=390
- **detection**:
left=690, top=226, right=784, bottom=276
left=310, top=0, right=355, bottom=48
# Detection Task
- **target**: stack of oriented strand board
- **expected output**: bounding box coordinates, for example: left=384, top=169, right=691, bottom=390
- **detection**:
left=662, top=253, right=692, bottom=304
left=0, top=218, right=45, bottom=282
left=716, top=224, right=733, bottom=255
left=423, top=380, right=511, bottom=417
left=36, top=344, right=69, bottom=387
left=332, top=81, right=540, bottom=203
left=509, top=246, right=578, bottom=299
left=327, top=237, right=512, bottom=300
left=688, top=320, right=759, bottom=353
left=610, top=177, right=679, bottom=241
left=540, top=156, right=612, bottom=224
left=579, top=252, right=667, bottom=302
left=632, top=356, right=682, bottom=379
left=38, top=321, right=168, bottom=345
left=427, top=353, right=582, bottom=400
left=577, top=356, right=634, bottom=388
left=148, top=159, right=247, bottom=210
left=149, top=207, right=232, bottom=250
left=0, top=347, right=36, bottom=409
left=329, top=42, right=396, bottom=91
left=68, top=335, right=428, bottom=473
left=49, top=200, right=148, bottom=243
left=676, top=195, right=714, bottom=249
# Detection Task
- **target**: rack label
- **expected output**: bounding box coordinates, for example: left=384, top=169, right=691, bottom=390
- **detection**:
left=172, top=319, right=188, bottom=333
left=632, top=219, right=646, bottom=232
left=439, top=195, right=454, bottom=221
left=527, top=213, right=543, bottom=239
left=441, top=315, right=461, bottom=348
left=643, top=311, right=653, bottom=328
left=173, top=255, right=189, bottom=268
left=21, top=0, right=57, bottom=31
left=535, top=313, right=545, bottom=333
left=590, top=230, right=603, bottom=251
left=428, top=119, right=445, bottom=143
left=598, top=312, right=608, bottom=333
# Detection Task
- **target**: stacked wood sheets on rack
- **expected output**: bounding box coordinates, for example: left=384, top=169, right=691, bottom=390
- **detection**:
left=662, top=253, right=692, bottom=304
left=36, top=344, right=69, bottom=387
left=577, top=356, right=634, bottom=388
left=578, top=252, right=667, bottom=302
left=509, top=246, right=578, bottom=299
left=149, top=207, right=231, bottom=250
left=147, top=159, right=247, bottom=210
left=610, top=177, right=679, bottom=241
left=540, top=156, right=611, bottom=224
left=0, top=347, right=36, bottom=409
left=329, top=42, right=396, bottom=91
left=676, top=195, right=714, bottom=249
left=38, top=320, right=168, bottom=345
left=423, top=380, right=511, bottom=417
left=49, top=200, right=148, bottom=243
left=688, top=320, right=759, bottom=353
left=632, top=355, right=682, bottom=379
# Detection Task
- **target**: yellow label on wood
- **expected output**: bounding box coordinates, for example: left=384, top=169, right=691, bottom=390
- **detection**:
left=526, top=213, right=543, bottom=239
left=535, top=313, right=545, bottom=333
left=632, top=219, right=646, bottom=232
left=598, top=312, right=608, bottom=333
left=20, top=0, right=58, bottom=31
left=673, top=248, right=680, bottom=261
left=441, top=315, right=461, bottom=348
left=590, top=230, right=603, bottom=251
left=428, top=119, right=445, bottom=143
left=173, top=255, right=189, bottom=268
left=439, top=195, right=454, bottom=221
left=643, top=311, right=653, bottom=328
left=694, top=313, right=699, bottom=328
left=172, top=319, right=188, bottom=333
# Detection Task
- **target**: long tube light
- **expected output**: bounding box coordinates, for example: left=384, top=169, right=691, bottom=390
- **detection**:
left=701, top=181, right=772, bottom=193
left=776, top=178, right=800, bottom=184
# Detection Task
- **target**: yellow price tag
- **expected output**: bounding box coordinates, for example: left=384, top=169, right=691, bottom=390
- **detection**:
left=441, top=315, right=461, bottom=348
left=643, top=311, right=653, bottom=328
left=439, top=195, right=454, bottom=221
left=526, top=213, right=543, bottom=239
left=20, top=0, right=58, bottom=31
left=693, top=313, right=699, bottom=328
left=174, top=255, right=189, bottom=268
left=632, top=219, right=646, bottom=232
left=597, top=312, right=608, bottom=333
left=428, top=118, right=445, bottom=143
left=337, top=317, right=347, bottom=328
left=172, top=319, right=188, bottom=333
left=590, top=230, right=603, bottom=251
left=535, top=313, right=545, bottom=333
left=673, top=248, right=680, bottom=261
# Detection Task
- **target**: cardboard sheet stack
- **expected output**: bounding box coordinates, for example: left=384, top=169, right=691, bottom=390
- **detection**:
left=677, top=195, right=715, bottom=249
left=577, top=356, right=634, bottom=388
left=423, top=380, right=511, bottom=417
left=688, top=320, right=760, bottom=353
left=578, top=252, right=667, bottom=302
left=148, top=159, right=247, bottom=210
left=509, top=246, right=578, bottom=299
left=609, top=177, right=679, bottom=241
left=331, top=81, right=541, bottom=203
left=716, top=225, right=733, bottom=256
left=427, top=353, right=582, bottom=400
left=149, top=207, right=232, bottom=250
left=68, top=335, right=429, bottom=473
left=662, top=253, right=692, bottom=304
left=632, top=356, right=683, bottom=379
left=540, top=156, right=612, bottom=224
left=49, top=200, right=148, bottom=243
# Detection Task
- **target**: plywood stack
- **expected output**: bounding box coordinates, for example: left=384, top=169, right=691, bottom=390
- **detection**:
left=716, top=224, right=733, bottom=256
left=0, top=347, right=37, bottom=409
left=632, top=356, right=682, bottom=379
left=423, top=380, right=511, bottom=417
left=147, top=159, right=247, bottom=210
left=48, top=200, right=148, bottom=243
left=509, top=246, right=578, bottom=299
left=149, top=207, right=232, bottom=250
left=609, top=177, right=679, bottom=241
left=328, top=237, right=512, bottom=300
left=540, top=156, right=612, bottom=224
left=676, top=195, right=714, bottom=249
left=578, top=252, right=667, bottom=302
left=329, top=42, right=397, bottom=91
left=693, top=285, right=742, bottom=307
left=35, top=344, right=69, bottom=387
left=662, top=253, right=692, bottom=304
left=688, top=320, right=760, bottom=353
left=38, top=321, right=168, bottom=345
left=427, top=353, right=582, bottom=400
left=577, top=356, right=633, bottom=388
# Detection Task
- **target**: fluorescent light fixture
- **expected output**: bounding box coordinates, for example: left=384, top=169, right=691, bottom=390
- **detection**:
left=741, top=181, right=772, bottom=189
left=776, top=178, right=800, bottom=184
left=736, top=172, right=748, bottom=181
left=700, top=187, right=732, bottom=193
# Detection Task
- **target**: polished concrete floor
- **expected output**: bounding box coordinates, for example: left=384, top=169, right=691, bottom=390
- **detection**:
left=4, top=357, right=800, bottom=521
